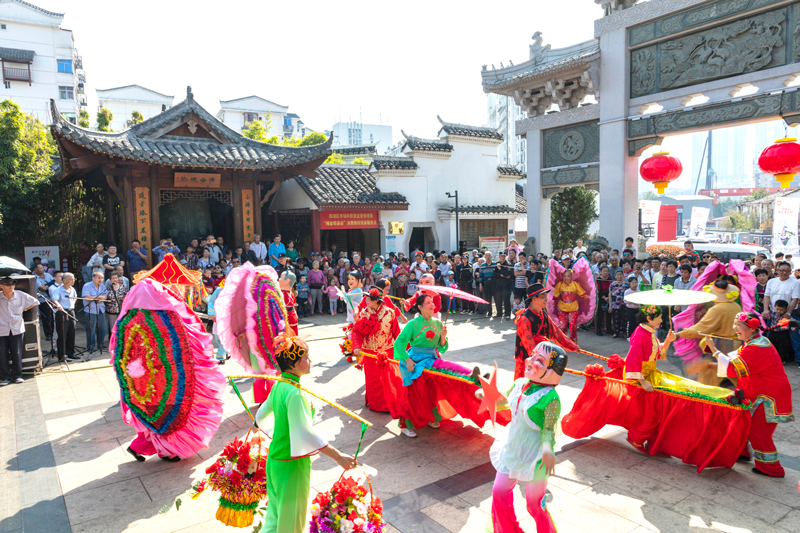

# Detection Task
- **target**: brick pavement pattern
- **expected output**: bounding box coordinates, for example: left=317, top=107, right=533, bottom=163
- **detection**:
left=2, top=315, right=799, bottom=532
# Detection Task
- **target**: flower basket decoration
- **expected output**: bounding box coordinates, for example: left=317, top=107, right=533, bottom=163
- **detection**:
left=195, top=432, right=269, bottom=528
left=310, top=473, right=385, bottom=533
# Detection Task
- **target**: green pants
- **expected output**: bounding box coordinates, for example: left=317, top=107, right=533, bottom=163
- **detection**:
left=262, top=456, right=311, bottom=533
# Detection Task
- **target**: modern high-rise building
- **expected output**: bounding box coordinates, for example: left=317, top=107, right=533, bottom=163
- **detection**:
left=486, top=93, right=527, bottom=172
left=331, top=121, right=392, bottom=151
left=0, top=0, right=85, bottom=122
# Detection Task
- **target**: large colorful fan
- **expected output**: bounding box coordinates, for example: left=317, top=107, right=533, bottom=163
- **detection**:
left=672, top=259, right=756, bottom=363
left=109, top=278, right=225, bottom=458
left=544, top=257, right=596, bottom=327
left=132, top=254, right=207, bottom=307
left=215, top=263, right=289, bottom=374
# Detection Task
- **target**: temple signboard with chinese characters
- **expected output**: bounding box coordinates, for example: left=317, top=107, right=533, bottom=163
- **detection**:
left=174, top=172, right=221, bottom=188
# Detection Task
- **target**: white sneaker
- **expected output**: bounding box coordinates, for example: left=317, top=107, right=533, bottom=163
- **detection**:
left=428, top=421, right=440, bottom=429
left=469, top=311, right=474, bottom=315
left=401, top=428, right=417, bottom=438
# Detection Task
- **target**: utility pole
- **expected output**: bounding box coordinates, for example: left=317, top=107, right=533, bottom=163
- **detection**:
left=446, top=191, right=459, bottom=253
left=706, top=130, right=715, bottom=190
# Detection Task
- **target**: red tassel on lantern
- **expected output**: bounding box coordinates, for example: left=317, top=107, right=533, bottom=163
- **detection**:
left=758, top=138, right=800, bottom=189
left=640, top=151, right=683, bottom=194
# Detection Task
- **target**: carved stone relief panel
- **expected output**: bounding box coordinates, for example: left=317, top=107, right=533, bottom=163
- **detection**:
left=627, top=92, right=795, bottom=137
left=541, top=166, right=600, bottom=188
left=630, top=5, right=792, bottom=98
left=628, top=0, right=784, bottom=46
left=542, top=121, right=600, bottom=168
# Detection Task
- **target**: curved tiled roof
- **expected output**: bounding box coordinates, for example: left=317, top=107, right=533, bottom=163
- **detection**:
left=498, top=166, right=524, bottom=176
left=437, top=116, right=503, bottom=140
left=400, top=130, right=453, bottom=153
left=0, top=47, right=35, bottom=62
left=370, top=155, right=418, bottom=171
left=330, top=143, right=378, bottom=156
left=50, top=90, right=332, bottom=171
left=10, top=0, right=63, bottom=17
left=482, top=46, right=600, bottom=92
left=296, top=165, right=408, bottom=207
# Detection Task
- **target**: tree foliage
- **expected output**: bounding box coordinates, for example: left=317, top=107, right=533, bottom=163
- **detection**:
left=352, top=157, right=370, bottom=166
left=128, top=110, right=144, bottom=126
left=242, top=119, right=270, bottom=142
left=550, top=186, right=598, bottom=250
left=325, top=153, right=345, bottom=164
left=744, top=188, right=769, bottom=202
left=96, top=108, right=113, bottom=132
left=721, top=212, right=752, bottom=231
left=78, top=108, right=90, bottom=128
left=640, top=191, right=659, bottom=201
left=713, top=197, right=737, bottom=218
left=0, top=100, right=107, bottom=259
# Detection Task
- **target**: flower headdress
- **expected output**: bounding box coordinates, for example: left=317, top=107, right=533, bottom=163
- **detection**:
left=273, top=332, right=308, bottom=361
left=736, top=312, right=761, bottom=330
left=365, top=287, right=383, bottom=301
left=641, top=304, right=660, bottom=315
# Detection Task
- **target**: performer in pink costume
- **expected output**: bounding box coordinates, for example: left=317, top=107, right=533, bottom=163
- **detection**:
left=545, top=257, right=596, bottom=342
left=109, top=278, right=225, bottom=460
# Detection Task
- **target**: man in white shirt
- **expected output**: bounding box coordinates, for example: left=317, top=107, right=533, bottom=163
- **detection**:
left=573, top=239, right=587, bottom=257
left=763, top=261, right=799, bottom=319
left=0, top=277, right=39, bottom=385
left=250, top=234, right=268, bottom=265
left=649, top=257, right=664, bottom=289
left=412, top=252, right=428, bottom=280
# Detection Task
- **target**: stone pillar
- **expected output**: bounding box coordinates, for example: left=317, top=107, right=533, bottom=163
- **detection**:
left=232, top=171, right=244, bottom=247
left=525, top=129, right=551, bottom=254
left=598, top=26, right=639, bottom=250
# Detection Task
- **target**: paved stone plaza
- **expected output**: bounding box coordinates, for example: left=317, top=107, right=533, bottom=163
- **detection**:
left=2, top=315, right=800, bottom=533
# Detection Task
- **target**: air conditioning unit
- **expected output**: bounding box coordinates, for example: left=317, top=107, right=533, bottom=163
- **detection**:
left=76, top=82, right=85, bottom=93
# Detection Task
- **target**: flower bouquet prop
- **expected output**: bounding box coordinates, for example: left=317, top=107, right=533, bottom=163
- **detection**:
left=196, top=432, right=269, bottom=528
left=645, top=244, right=685, bottom=259
left=310, top=473, right=385, bottom=533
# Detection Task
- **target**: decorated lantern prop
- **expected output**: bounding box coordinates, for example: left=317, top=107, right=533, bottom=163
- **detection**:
left=640, top=151, right=683, bottom=194
left=758, top=138, right=800, bottom=189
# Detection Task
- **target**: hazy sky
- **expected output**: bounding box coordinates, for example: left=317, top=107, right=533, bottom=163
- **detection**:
left=50, top=0, right=601, bottom=146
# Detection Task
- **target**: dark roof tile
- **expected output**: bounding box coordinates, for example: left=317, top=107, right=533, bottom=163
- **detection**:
left=400, top=131, right=453, bottom=153
left=438, top=116, right=503, bottom=140
left=296, top=165, right=408, bottom=207
left=0, top=47, right=35, bottom=62
left=370, top=155, right=418, bottom=171
left=516, top=184, right=527, bottom=213
left=498, top=165, right=524, bottom=176
left=331, top=143, right=378, bottom=156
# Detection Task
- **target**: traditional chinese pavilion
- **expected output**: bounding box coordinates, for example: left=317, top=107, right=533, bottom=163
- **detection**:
left=51, top=86, right=332, bottom=265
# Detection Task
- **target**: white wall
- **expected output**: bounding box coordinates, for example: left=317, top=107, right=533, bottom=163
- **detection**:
left=0, top=2, right=79, bottom=120
left=98, top=101, right=165, bottom=131
left=377, top=137, right=516, bottom=254
left=268, top=180, right=318, bottom=212
left=219, top=109, right=288, bottom=138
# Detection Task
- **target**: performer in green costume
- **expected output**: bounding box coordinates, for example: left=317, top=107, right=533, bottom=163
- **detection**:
left=255, top=334, right=355, bottom=533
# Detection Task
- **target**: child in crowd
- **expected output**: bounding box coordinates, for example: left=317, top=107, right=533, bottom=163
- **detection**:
left=397, top=272, right=409, bottom=299
left=624, top=277, right=640, bottom=340
left=511, top=296, right=526, bottom=315
left=444, top=271, right=457, bottom=314
left=696, top=261, right=708, bottom=278
left=323, top=282, right=340, bottom=316
left=296, top=275, right=309, bottom=318
left=609, top=269, right=627, bottom=339
left=407, top=272, right=419, bottom=296
left=754, top=268, right=769, bottom=313
left=768, top=299, right=794, bottom=362
left=202, top=268, right=215, bottom=291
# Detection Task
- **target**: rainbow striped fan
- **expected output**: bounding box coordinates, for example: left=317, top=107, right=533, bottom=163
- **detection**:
left=251, top=271, right=289, bottom=371
left=113, top=309, right=195, bottom=435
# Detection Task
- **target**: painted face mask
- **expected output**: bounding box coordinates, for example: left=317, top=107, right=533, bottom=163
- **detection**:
left=525, top=341, right=568, bottom=386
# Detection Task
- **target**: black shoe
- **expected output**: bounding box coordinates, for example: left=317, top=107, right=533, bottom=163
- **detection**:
left=737, top=454, right=752, bottom=462
left=596, top=331, right=604, bottom=336
left=752, top=467, right=784, bottom=477
left=127, top=446, right=146, bottom=462
left=67, top=354, right=81, bottom=361
left=217, top=359, right=226, bottom=365
left=160, top=455, right=181, bottom=462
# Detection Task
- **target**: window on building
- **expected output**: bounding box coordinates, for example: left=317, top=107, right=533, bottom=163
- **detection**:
left=59, top=86, right=74, bottom=100
left=283, top=116, right=292, bottom=126
left=243, top=112, right=258, bottom=123
left=0, top=24, right=6, bottom=30
left=57, top=59, right=72, bottom=74
left=3, top=81, right=9, bottom=89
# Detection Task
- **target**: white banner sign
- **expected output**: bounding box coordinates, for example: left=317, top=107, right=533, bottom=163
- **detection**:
left=689, top=207, right=710, bottom=238
left=640, top=200, right=661, bottom=246
left=773, top=197, right=800, bottom=257
left=24, top=246, right=60, bottom=270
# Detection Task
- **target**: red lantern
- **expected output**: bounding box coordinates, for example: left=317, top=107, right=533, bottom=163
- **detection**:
left=758, top=138, right=800, bottom=188
left=639, top=151, right=682, bottom=194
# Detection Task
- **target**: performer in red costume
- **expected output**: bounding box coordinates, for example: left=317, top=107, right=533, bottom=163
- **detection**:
left=351, top=287, right=401, bottom=412
left=705, top=312, right=795, bottom=477
left=515, top=283, right=578, bottom=379
left=280, top=271, right=298, bottom=336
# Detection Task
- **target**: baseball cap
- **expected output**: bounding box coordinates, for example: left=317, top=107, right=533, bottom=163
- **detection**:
left=425, top=253, right=433, bottom=258
left=277, top=253, right=287, bottom=259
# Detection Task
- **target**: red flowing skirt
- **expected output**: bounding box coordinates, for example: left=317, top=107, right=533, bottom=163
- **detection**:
left=561, top=367, right=751, bottom=472
left=372, top=355, right=511, bottom=429
left=363, top=349, right=390, bottom=412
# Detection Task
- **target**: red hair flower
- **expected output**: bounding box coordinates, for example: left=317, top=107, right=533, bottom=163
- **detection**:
left=425, top=329, right=435, bottom=340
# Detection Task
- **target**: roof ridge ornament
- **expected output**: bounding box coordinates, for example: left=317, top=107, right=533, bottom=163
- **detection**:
left=594, top=0, right=638, bottom=16
left=530, top=32, right=551, bottom=65
left=187, top=86, right=194, bottom=104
